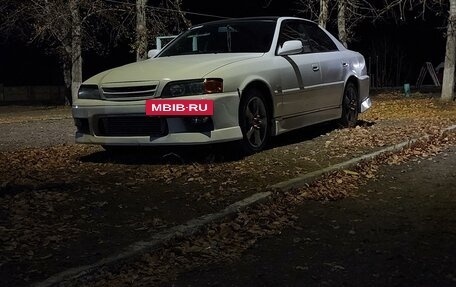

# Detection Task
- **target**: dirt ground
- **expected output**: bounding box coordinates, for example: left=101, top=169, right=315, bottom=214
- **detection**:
left=169, top=147, right=456, bottom=287
left=1, top=94, right=456, bottom=286
left=0, top=105, right=73, bottom=151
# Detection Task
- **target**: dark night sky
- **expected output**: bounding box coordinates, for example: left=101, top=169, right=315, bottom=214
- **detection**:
left=0, top=0, right=446, bottom=87
left=186, top=0, right=290, bottom=19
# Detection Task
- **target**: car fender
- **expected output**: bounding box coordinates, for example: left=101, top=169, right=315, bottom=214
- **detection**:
left=205, top=65, right=277, bottom=114
left=341, top=52, right=370, bottom=110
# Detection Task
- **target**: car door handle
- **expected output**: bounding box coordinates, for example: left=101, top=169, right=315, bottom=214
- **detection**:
left=312, top=64, right=320, bottom=72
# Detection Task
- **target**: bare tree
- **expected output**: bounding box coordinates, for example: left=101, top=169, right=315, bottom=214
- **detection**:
left=136, top=0, right=148, bottom=61
left=133, top=0, right=191, bottom=60
left=0, top=0, right=190, bottom=103
left=337, top=0, right=382, bottom=47
left=377, top=0, right=452, bottom=101
left=320, top=0, right=330, bottom=28
left=0, top=0, right=28, bottom=42
left=337, top=0, right=348, bottom=47
left=297, top=0, right=331, bottom=28
left=297, top=0, right=376, bottom=47
left=442, top=0, right=456, bottom=101
left=70, top=0, right=83, bottom=103
left=376, top=0, right=446, bottom=22
left=0, top=0, right=127, bottom=104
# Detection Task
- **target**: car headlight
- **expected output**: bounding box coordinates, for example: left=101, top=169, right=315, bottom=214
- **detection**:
left=161, top=79, right=223, bottom=98
left=78, top=85, right=101, bottom=99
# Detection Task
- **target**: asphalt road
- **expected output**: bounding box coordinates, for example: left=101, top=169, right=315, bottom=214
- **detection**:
left=0, top=119, right=74, bottom=151
left=2, top=99, right=456, bottom=286
left=0, top=106, right=74, bottom=151
left=171, top=147, right=456, bottom=287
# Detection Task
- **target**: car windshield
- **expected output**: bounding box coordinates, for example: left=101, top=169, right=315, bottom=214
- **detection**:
left=159, top=20, right=277, bottom=57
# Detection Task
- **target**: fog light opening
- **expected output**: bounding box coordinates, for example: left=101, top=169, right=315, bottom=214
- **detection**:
left=74, top=118, right=90, bottom=134
left=190, top=116, right=210, bottom=125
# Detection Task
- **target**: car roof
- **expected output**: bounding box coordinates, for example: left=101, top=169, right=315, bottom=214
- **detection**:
left=198, top=16, right=316, bottom=27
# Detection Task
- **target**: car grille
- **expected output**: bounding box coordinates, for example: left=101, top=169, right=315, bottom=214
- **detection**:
left=102, top=85, right=157, bottom=99
left=96, top=116, right=168, bottom=137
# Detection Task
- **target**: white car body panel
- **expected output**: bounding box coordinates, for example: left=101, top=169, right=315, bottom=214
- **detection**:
left=73, top=16, right=371, bottom=147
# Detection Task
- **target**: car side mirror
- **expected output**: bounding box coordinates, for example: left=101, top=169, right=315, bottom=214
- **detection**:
left=147, top=49, right=160, bottom=58
left=277, top=40, right=303, bottom=56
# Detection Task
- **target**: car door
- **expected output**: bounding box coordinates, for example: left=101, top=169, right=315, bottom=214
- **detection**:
left=302, top=23, right=345, bottom=109
left=277, top=20, right=323, bottom=118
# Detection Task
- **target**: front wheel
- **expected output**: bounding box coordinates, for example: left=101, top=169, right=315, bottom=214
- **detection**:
left=339, top=82, right=359, bottom=128
left=239, top=89, right=271, bottom=154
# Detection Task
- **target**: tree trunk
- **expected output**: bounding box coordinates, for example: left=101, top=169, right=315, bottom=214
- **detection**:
left=70, top=0, right=82, bottom=105
left=62, top=60, right=72, bottom=105
left=63, top=60, right=71, bottom=89
left=136, top=0, right=148, bottom=61
left=337, top=0, right=348, bottom=48
left=319, top=0, right=329, bottom=28
left=173, top=0, right=191, bottom=29
left=441, top=0, right=456, bottom=101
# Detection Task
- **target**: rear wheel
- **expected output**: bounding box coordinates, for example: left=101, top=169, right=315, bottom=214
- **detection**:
left=239, top=89, right=271, bottom=154
left=339, top=82, right=359, bottom=128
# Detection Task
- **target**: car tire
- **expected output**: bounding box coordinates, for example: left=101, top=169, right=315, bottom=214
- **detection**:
left=239, top=89, right=271, bottom=154
left=339, top=82, right=359, bottom=128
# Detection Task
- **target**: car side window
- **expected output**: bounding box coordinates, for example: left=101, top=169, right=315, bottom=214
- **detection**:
left=301, top=23, right=338, bottom=52
left=277, top=20, right=312, bottom=54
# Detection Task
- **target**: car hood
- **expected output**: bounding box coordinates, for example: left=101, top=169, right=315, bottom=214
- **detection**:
left=88, top=53, right=264, bottom=85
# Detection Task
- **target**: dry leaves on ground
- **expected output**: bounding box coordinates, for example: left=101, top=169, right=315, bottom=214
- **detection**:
left=83, top=131, right=456, bottom=287
left=2, top=93, right=456, bottom=285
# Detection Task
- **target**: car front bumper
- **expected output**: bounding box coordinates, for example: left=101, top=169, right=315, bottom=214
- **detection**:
left=358, top=75, right=371, bottom=113
left=72, top=92, right=243, bottom=146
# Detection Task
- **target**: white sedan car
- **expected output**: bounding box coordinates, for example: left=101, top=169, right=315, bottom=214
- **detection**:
left=73, top=16, right=371, bottom=153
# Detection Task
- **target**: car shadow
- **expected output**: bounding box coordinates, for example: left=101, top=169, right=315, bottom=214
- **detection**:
left=80, top=144, right=240, bottom=165
left=269, top=121, right=336, bottom=149
left=79, top=120, right=376, bottom=165
left=268, top=120, right=374, bottom=149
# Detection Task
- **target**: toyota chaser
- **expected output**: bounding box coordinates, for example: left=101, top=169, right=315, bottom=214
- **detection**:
left=73, top=16, right=371, bottom=154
